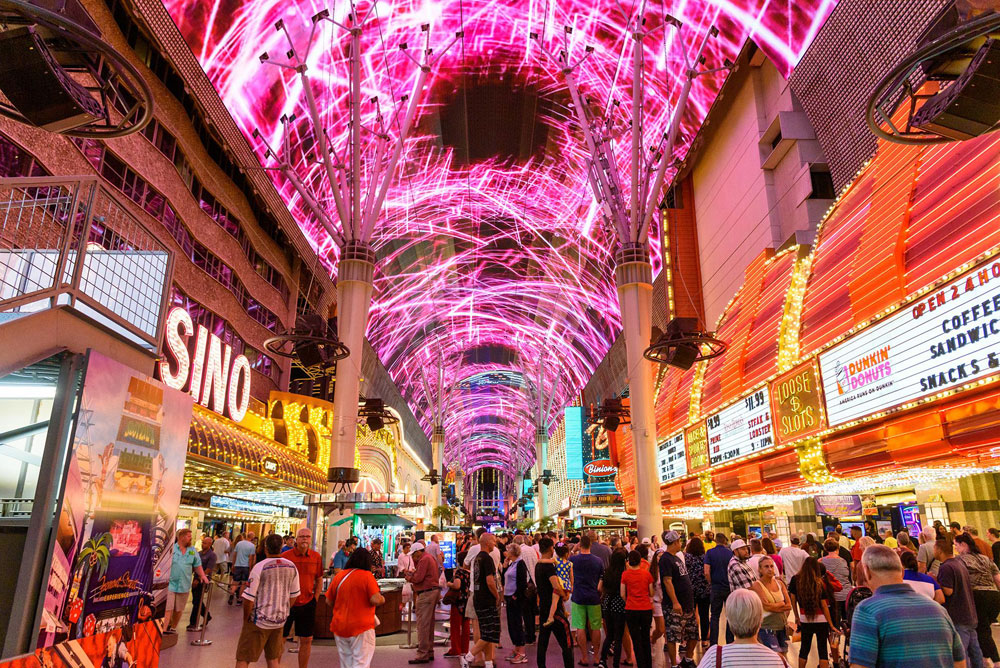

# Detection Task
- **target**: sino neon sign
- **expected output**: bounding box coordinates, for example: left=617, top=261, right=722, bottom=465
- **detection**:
left=157, top=306, right=251, bottom=422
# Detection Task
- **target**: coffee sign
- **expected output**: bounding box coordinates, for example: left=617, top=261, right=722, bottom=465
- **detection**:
left=157, top=306, right=252, bottom=422
left=770, top=362, right=826, bottom=444
left=818, top=255, right=1000, bottom=426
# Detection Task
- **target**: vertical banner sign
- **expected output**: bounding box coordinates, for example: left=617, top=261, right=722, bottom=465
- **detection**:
left=564, top=406, right=585, bottom=480
left=770, top=362, right=827, bottom=444
left=39, top=351, right=192, bottom=650
left=685, top=422, right=709, bottom=473
left=657, top=431, right=687, bottom=483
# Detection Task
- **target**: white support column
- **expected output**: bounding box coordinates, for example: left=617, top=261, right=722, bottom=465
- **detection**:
left=615, top=245, right=662, bottom=539
left=330, top=242, right=376, bottom=472
left=535, top=426, right=548, bottom=522
left=432, top=426, right=445, bottom=507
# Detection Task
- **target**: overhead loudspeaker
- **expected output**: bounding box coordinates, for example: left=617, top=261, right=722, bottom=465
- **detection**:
left=913, top=38, right=1000, bottom=141
left=0, top=26, right=104, bottom=132
left=662, top=317, right=701, bottom=370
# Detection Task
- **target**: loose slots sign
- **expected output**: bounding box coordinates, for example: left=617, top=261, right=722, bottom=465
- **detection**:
left=769, top=363, right=826, bottom=444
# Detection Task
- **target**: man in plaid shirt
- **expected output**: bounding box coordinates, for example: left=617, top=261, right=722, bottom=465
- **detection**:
left=727, top=539, right=758, bottom=591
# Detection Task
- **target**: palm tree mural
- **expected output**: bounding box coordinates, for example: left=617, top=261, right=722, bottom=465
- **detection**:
left=74, top=532, right=113, bottom=637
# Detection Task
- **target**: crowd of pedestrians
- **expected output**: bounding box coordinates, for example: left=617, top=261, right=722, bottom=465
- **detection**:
left=161, top=518, right=1000, bottom=668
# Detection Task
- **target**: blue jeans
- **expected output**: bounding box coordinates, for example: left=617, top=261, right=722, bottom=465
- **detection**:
left=957, top=624, right=984, bottom=668
left=709, top=586, right=733, bottom=645
left=758, top=627, right=789, bottom=653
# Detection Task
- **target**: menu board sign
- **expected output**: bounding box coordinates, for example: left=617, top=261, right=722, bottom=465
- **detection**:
left=770, top=362, right=826, bottom=444
left=657, top=431, right=687, bottom=483
left=685, top=422, right=709, bottom=472
left=706, top=387, right=774, bottom=465
left=818, top=256, right=1000, bottom=426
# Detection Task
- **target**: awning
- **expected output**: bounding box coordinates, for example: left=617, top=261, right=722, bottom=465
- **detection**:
left=355, top=513, right=415, bottom=528
left=187, top=405, right=326, bottom=493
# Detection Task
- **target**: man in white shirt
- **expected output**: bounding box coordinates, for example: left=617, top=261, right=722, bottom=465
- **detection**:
left=778, top=536, right=808, bottom=584
left=213, top=531, right=231, bottom=575
left=426, top=534, right=443, bottom=565
left=747, top=539, right=768, bottom=576
left=237, top=534, right=300, bottom=668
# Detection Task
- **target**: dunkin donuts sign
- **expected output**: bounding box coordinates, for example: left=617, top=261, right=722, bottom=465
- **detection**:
left=583, top=459, right=617, bottom=478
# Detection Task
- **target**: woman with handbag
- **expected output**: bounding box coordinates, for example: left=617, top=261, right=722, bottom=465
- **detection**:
left=444, top=551, right=472, bottom=659
left=751, top=556, right=792, bottom=656
left=326, top=548, right=384, bottom=668
left=502, top=543, right=529, bottom=664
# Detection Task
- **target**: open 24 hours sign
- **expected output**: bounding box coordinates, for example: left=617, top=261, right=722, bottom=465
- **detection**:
left=818, top=255, right=1000, bottom=427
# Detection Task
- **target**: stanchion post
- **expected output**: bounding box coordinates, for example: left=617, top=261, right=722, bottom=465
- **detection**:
left=399, top=600, right=417, bottom=649
left=190, top=577, right=217, bottom=646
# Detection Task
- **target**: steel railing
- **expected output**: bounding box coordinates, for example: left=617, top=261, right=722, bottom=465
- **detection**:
left=0, top=176, right=173, bottom=349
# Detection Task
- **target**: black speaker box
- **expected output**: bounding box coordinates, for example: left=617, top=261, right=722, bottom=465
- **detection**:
left=914, top=38, right=1000, bottom=141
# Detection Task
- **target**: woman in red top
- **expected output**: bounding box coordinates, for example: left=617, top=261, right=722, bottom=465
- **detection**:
left=326, top=548, right=385, bottom=668
left=620, top=550, right=655, bottom=668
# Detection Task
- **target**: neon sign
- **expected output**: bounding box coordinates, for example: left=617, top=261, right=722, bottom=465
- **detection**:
left=157, top=306, right=252, bottom=422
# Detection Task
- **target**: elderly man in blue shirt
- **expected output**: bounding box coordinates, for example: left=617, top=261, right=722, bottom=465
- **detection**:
left=165, top=528, right=209, bottom=635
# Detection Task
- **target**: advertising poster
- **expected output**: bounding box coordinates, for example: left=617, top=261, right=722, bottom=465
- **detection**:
left=4, top=620, right=161, bottom=668
left=38, top=352, right=192, bottom=650
left=818, top=256, right=1000, bottom=426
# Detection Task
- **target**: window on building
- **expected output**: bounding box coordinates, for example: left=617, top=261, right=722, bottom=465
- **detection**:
left=809, top=168, right=835, bottom=200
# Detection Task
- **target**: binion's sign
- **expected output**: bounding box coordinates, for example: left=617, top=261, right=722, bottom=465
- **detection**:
left=583, top=459, right=617, bottom=478
left=157, top=306, right=252, bottom=422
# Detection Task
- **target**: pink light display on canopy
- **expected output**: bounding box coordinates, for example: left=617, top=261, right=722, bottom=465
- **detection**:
left=164, top=0, right=836, bottom=484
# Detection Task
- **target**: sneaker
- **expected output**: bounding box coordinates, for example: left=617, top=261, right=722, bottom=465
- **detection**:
left=444, top=652, right=463, bottom=658
left=163, top=628, right=177, bottom=636
left=510, top=655, right=528, bottom=664
left=459, top=653, right=472, bottom=668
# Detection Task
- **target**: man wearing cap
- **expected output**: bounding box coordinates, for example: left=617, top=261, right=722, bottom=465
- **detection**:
left=727, top=539, right=758, bottom=592
left=660, top=531, right=698, bottom=668
left=370, top=537, right=385, bottom=578
left=407, top=541, right=442, bottom=664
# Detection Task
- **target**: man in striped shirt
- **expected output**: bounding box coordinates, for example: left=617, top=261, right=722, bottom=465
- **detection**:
left=237, top=534, right=301, bottom=668
left=849, top=544, right=966, bottom=668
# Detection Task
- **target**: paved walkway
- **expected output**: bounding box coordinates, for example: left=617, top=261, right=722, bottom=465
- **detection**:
left=159, top=588, right=998, bottom=668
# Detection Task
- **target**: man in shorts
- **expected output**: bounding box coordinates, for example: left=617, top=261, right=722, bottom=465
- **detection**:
left=660, top=531, right=698, bottom=668
left=230, top=531, right=257, bottom=604
left=236, top=534, right=300, bottom=668
left=461, top=533, right=502, bottom=668
left=165, top=528, right=209, bottom=635
left=281, top=527, right=323, bottom=668
left=569, top=534, right=604, bottom=667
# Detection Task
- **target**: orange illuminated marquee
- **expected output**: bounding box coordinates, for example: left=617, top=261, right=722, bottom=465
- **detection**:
left=157, top=306, right=251, bottom=422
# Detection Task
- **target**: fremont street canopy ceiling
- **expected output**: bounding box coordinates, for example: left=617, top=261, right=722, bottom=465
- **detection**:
left=163, top=0, right=836, bottom=484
